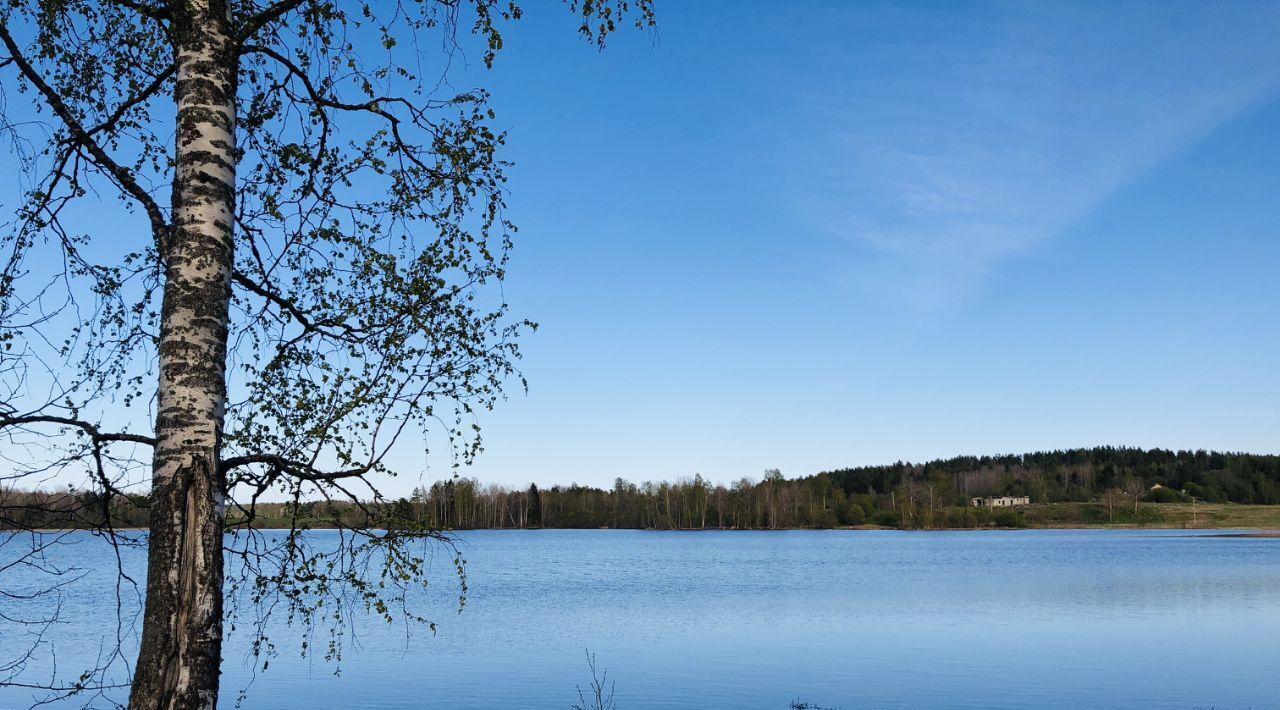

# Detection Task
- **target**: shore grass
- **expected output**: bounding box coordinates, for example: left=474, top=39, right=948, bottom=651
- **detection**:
left=1016, top=502, right=1280, bottom=529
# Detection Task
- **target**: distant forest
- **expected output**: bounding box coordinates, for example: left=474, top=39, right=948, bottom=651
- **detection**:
left=384, top=446, right=1280, bottom=530
left=5, top=447, right=1279, bottom=531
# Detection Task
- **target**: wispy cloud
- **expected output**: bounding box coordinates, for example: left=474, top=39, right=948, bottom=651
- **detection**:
left=789, top=1, right=1280, bottom=306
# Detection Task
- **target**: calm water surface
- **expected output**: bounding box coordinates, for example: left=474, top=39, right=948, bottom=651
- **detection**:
left=1, top=529, right=1278, bottom=709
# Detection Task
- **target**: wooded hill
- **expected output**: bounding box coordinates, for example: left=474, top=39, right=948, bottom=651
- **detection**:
left=817, top=446, right=1280, bottom=508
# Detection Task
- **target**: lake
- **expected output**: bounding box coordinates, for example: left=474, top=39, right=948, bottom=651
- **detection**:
left=1, top=529, right=1278, bottom=709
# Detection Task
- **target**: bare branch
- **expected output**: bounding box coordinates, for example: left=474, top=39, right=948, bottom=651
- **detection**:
left=0, top=415, right=156, bottom=448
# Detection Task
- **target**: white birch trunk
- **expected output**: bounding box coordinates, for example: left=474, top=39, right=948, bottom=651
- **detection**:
left=131, top=1, right=236, bottom=708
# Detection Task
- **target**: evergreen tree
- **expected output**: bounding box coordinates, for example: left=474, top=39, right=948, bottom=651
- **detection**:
left=528, top=483, right=543, bottom=527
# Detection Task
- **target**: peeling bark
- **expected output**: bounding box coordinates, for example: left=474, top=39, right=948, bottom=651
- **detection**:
left=130, top=2, right=237, bottom=708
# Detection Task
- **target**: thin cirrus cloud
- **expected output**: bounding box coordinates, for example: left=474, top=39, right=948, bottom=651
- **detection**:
left=792, top=1, right=1280, bottom=306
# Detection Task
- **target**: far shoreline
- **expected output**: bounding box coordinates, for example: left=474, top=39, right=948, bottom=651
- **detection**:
left=11, top=502, right=1280, bottom=533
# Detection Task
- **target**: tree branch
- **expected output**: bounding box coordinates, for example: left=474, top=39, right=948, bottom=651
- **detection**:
left=241, top=43, right=452, bottom=181
left=107, top=0, right=171, bottom=22
left=236, top=0, right=309, bottom=44
left=0, top=22, right=170, bottom=257
left=0, top=414, right=156, bottom=447
left=220, top=453, right=372, bottom=481
left=231, top=269, right=363, bottom=343
left=85, top=62, right=178, bottom=138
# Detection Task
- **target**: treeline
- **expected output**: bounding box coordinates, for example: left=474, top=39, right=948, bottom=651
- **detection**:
left=4, top=447, right=1279, bottom=531
left=382, top=447, right=1280, bottom=530
left=365, top=447, right=1280, bottom=530
left=390, top=474, right=1007, bottom=529
left=0, top=487, right=151, bottom=530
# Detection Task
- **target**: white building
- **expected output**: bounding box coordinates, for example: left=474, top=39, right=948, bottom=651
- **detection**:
left=971, top=496, right=1030, bottom=508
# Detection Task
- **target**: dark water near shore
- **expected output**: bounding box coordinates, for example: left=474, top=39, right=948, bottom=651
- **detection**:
left=1, top=529, right=1278, bottom=709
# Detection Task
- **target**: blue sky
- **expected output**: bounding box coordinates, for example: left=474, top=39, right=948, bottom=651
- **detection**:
left=433, top=0, right=1280, bottom=490
left=5, top=1, right=1279, bottom=495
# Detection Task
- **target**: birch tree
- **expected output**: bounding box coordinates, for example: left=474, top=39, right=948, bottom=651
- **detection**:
left=0, top=1, right=652, bottom=708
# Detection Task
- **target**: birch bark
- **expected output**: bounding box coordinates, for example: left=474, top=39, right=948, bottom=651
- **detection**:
left=130, top=2, right=236, bottom=707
